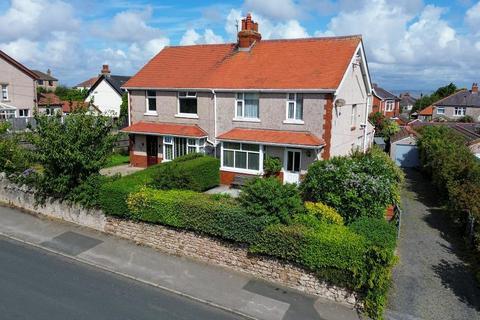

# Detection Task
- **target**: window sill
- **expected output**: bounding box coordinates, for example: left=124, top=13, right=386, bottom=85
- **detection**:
left=220, top=166, right=262, bottom=175
left=144, top=112, right=158, bottom=116
left=233, top=117, right=260, bottom=123
left=283, top=119, right=304, bottom=125
left=175, top=113, right=199, bottom=119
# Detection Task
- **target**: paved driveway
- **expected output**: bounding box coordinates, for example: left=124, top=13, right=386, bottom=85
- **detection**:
left=387, top=169, right=480, bottom=320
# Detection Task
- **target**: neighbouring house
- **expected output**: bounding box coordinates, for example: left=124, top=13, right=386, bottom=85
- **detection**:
left=418, top=83, right=480, bottom=122
left=372, top=84, right=400, bottom=118
left=0, top=49, right=38, bottom=119
left=121, top=14, right=374, bottom=185
left=32, top=69, right=58, bottom=91
left=74, top=77, right=98, bottom=90
left=84, top=65, right=130, bottom=118
left=391, top=122, right=480, bottom=166
left=62, top=100, right=96, bottom=115
left=399, top=92, right=417, bottom=113
left=37, top=92, right=64, bottom=115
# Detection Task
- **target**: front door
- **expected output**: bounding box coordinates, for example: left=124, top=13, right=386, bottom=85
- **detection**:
left=146, top=135, right=158, bottom=166
left=284, top=149, right=301, bottom=184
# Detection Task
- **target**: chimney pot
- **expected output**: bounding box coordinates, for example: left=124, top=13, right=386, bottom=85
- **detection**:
left=472, top=82, right=478, bottom=93
left=237, top=13, right=262, bottom=49
left=101, top=64, right=111, bottom=77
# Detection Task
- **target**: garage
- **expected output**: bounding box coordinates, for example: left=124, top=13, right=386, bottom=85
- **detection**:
left=390, top=127, right=420, bottom=168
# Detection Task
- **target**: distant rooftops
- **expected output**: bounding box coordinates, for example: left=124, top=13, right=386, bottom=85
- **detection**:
left=372, top=83, right=399, bottom=100
left=32, top=69, right=57, bottom=81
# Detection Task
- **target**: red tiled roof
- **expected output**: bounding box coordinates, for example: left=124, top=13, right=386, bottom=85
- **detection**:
left=75, top=76, right=99, bottom=88
left=124, top=36, right=362, bottom=90
left=62, top=100, right=90, bottom=113
left=418, top=105, right=433, bottom=116
left=37, top=92, right=62, bottom=106
left=122, top=121, right=208, bottom=137
left=217, top=128, right=325, bottom=147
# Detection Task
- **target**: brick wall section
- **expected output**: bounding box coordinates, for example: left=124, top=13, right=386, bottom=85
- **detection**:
left=104, top=217, right=358, bottom=305
left=321, top=95, right=333, bottom=160
left=130, top=154, right=148, bottom=167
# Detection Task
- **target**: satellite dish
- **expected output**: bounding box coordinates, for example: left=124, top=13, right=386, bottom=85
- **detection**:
left=335, top=99, right=346, bottom=108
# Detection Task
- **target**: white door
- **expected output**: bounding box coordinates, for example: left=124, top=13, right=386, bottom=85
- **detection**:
left=284, top=149, right=301, bottom=184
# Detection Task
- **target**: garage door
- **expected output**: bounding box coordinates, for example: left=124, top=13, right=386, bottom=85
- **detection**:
left=395, top=144, right=419, bottom=168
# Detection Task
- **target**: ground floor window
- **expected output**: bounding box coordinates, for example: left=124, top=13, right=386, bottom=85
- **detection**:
left=222, top=142, right=260, bottom=171
left=454, top=107, right=466, bottom=116
left=0, top=110, right=15, bottom=119
left=18, top=109, right=29, bottom=117
left=163, top=136, right=206, bottom=161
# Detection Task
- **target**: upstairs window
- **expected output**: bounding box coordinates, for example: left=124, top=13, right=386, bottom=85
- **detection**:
left=1, top=85, right=8, bottom=101
left=236, top=93, right=259, bottom=119
left=146, top=90, right=157, bottom=113
left=178, top=92, right=197, bottom=114
left=454, top=107, right=466, bottom=116
left=386, top=100, right=394, bottom=112
left=351, top=104, right=357, bottom=127
left=286, top=93, right=303, bottom=121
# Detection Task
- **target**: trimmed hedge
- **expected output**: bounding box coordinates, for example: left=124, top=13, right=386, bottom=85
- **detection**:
left=99, top=163, right=162, bottom=217
left=150, top=154, right=220, bottom=192
left=127, top=187, right=273, bottom=243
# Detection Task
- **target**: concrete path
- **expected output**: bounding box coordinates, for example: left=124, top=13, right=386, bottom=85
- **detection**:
left=0, top=205, right=361, bottom=320
left=0, top=235, right=243, bottom=320
left=99, top=164, right=142, bottom=177
left=387, top=170, right=480, bottom=320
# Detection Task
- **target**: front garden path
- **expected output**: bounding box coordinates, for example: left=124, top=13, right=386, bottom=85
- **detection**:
left=387, top=169, right=480, bottom=320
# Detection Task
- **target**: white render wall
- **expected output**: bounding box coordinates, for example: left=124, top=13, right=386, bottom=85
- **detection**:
left=86, top=79, right=122, bottom=117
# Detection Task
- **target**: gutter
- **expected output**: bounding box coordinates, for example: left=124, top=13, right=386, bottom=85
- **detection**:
left=121, top=87, right=336, bottom=94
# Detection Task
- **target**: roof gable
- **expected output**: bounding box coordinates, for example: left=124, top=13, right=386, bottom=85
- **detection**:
left=88, top=75, right=131, bottom=96
left=124, top=36, right=362, bottom=90
left=373, top=85, right=399, bottom=100
left=433, top=89, right=480, bottom=108
left=0, top=50, right=38, bottom=80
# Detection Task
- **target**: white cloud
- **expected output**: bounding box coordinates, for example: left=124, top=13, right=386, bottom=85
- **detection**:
left=180, top=29, right=224, bottom=45
left=243, top=0, right=302, bottom=20
left=466, top=2, right=480, bottom=33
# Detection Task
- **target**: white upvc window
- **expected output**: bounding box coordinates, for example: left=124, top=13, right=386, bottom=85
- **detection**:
left=222, top=142, right=261, bottom=172
left=286, top=93, right=303, bottom=121
left=146, top=90, right=157, bottom=113
left=178, top=91, right=198, bottom=115
left=385, top=100, right=394, bottom=111
left=436, top=107, right=445, bottom=115
left=235, top=93, right=259, bottom=119
left=18, top=109, right=29, bottom=117
left=454, top=107, right=466, bottom=116
left=1, top=84, right=8, bottom=101
left=163, top=136, right=206, bottom=161
left=351, top=104, right=357, bottom=127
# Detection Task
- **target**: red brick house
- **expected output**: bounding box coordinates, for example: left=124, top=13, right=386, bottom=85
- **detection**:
left=121, top=14, right=374, bottom=185
left=372, top=84, right=400, bottom=118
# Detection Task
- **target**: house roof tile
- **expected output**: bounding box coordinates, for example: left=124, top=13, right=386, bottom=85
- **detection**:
left=37, top=92, right=62, bottom=106
left=217, top=128, right=325, bottom=147
left=123, top=36, right=362, bottom=90
left=418, top=105, right=434, bottom=116
left=122, top=121, right=208, bottom=138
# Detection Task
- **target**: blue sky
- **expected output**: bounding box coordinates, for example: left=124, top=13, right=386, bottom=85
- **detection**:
left=1, top=0, right=479, bottom=93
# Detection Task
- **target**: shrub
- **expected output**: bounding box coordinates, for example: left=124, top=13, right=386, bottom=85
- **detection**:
left=65, top=174, right=111, bottom=209
left=238, top=177, right=304, bottom=224
left=350, top=217, right=397, bottom=253
left=0, top=123, right=31, bottom=174
left=150, top=154, right=220, bottom=192
left=305, top=202, right=344, bottom=225
left=127, top=187, right=273, bottom=243
left=99, top=164, right=162, bottom=216
left=263, top=156, right=282, bottom=177
left=300, top=147, right=403, bottom=223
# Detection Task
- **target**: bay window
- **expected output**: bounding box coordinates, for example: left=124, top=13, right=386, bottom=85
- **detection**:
left=178, top=92, right=197, bottom=115
left=286, top=93, right=303, bottom=121
left=235, top=93, right=259, bottom=119
left=222, top=142, right=260, bottom=171
left=163, top=136, right=205, bottom=161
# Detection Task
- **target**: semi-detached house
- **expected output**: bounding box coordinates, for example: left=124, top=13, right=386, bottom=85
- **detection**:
left=122, top=14, right=374, bottom=185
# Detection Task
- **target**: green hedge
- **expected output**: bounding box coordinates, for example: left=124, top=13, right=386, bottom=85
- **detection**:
left=150, top=154, right=220, bottom=192
left=99, top=164, right=162, bottom=217
left=127, top=187, right=272, bottom=243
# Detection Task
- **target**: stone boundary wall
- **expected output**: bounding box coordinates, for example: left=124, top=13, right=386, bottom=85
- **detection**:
left=0, top=174, right=358, bottom=306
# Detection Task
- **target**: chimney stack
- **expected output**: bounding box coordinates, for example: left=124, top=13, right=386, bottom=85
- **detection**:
left=237, top=13, right=261, bottom=50
left=47, top=69, right=51, bottom=76
left=101, top=64, right=111, bottom=77
left=472, top=83, right=478, bottom=93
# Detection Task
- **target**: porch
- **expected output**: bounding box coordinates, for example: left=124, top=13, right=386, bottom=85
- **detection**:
left=217, top=128, right=325, bottom=185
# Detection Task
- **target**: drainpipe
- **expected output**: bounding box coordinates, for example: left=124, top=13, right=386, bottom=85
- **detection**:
left=362, top=94, right=370, bottom=152
left=211, top=89, right=217, bottom=146
left=127, top=90, right=131, bottom=126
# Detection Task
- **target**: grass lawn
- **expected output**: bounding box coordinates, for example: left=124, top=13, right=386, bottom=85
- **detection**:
left=104, top=154, right=130, bottom=168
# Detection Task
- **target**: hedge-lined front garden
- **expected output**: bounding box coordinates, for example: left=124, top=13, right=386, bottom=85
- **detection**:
left=96, top=149, right=401, bottom=319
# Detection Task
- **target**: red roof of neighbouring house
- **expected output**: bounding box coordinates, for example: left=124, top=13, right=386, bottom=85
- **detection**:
left=74, top=76, right=99, bottom=88
left=122, top=121, right=208, bottom=137
left=62, top=100, right=91, bottom=113
left=418, top=105, right=433, bottom=116
left=217, top=128, right=325, bottom=147
left=37, top=92, right=62, bottom=106
left=123, top=36, right=362, bottom=90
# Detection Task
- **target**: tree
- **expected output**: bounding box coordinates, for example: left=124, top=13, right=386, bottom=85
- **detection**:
left=0, top=122, right=30, bottom=174
left=369, top=112, right=400, bottom=138
left=54, top=86, right=88, bottom=101
left=412, top=83, right=458, bottom=114
left=119, top=93, right=128, bottom=126
left=27, top=109, right=117, bottom=202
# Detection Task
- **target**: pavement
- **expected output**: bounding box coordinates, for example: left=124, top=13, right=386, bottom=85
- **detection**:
left=0, top=205, right=361, bottom=320
left=204, top=185, right=241, bottom=197
left=386, top=169, right=480, bottom=320
left=99, top=164, right=143, bottom=177
left=0, top=235, right=243, bottom=320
